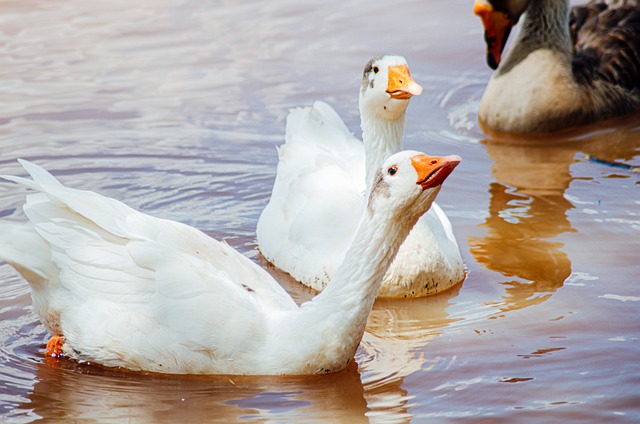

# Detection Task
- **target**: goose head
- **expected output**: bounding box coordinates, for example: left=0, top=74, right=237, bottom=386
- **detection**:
left=474, top=0, right=530, bottom=69
left=368, top=150, right=461, bottom=219
left=359, top=55, right=423, bottom=122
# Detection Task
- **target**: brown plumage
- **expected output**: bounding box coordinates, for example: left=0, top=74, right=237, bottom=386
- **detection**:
left=474, top=0, right=640, bottom=133
left=570, top=0, right=640, bottom=93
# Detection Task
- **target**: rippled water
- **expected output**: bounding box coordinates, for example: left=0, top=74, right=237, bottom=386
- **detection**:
left=1, top=0, right=639, bottom=422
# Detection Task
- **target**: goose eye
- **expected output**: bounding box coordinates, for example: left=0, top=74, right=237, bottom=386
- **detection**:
left=373, top=66, right=379, bottom=74
left=387, top=166, right=398, bottom=176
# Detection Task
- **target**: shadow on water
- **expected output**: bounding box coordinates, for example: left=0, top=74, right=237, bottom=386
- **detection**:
left=20, top=358, right=368, bottom=423
left=469, top=114, right=640, bottom=314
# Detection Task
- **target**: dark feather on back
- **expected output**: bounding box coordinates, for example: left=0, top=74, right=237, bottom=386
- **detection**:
left=570, top=0, right=640, bottom=94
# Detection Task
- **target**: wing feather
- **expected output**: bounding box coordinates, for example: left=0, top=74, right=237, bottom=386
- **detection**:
left=257, top=101, right=365, bottom=287
left=571, top=0, right=640, bottom=93
left=1, top=160, right=299, bottom=370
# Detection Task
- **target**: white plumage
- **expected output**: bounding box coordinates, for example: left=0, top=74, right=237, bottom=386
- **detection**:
left=0, top=151, right=460, bottom=375
left=257, top=55, right=465, bottom=297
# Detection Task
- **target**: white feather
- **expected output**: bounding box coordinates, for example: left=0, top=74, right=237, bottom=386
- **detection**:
left=257, top=55, right=465, bottom=297
left=0, top=150, right=457, bottom=375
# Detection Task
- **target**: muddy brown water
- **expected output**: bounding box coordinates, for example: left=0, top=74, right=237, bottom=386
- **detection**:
left=0, top=0, right=638, bottom=422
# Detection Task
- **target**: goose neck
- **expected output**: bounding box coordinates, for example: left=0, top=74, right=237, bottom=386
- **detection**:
left=500, top=0, right=571, bottom=73
left=298, top=201, right=416, bottom=365
left=361, top=115, right=406, bottom=196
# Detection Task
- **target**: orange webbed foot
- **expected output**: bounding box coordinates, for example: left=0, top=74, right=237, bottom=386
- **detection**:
left=45, top=335, right=65, bottom=357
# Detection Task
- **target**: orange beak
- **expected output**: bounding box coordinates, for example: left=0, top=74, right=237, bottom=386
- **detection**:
left=387, top=65, right=423, bottom=99
left=473, top=0, right=513, bottom=70
left=411, top=154, right=461, bottom=190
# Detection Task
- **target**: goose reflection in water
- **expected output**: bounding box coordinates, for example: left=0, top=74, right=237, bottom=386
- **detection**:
left=470, top=115, right=640, bottom=313
left=260, top=262, right=461, bottom=422
left=358, top=285, right=461, bottom=420
left=24, top=358, right=368, bottom=422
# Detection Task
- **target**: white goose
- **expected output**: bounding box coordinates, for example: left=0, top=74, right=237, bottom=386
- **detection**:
left=0, top=151, right=460, bottom=375
left=474, top=0, right=640, bottom=133
left=257, top=55, right=465, bottom=297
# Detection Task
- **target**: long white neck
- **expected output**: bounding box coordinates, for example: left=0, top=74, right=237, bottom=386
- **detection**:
left=291, top=190, right=431, bottom=372
left=499, top=0, right=571, bottom=74
left=314, top=204, right=407, bottom=311
left=361, top=114, right=405, bottom=198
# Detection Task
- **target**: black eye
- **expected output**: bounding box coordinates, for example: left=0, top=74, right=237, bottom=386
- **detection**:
left=373, top=66, right=379, bottom=74
left=387, top=166, right=397, bottom=176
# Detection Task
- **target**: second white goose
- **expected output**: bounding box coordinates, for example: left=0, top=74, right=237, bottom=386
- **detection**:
left=257, top=55, right=465, bottom=298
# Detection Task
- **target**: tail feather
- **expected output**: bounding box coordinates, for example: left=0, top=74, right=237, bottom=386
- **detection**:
left=18, top=158, right=64, bottom=188
left=0, top=221, right=50, bottom=281
left=3, top=159, right=141, bottom=240
left=285, top=101, right=354, bottom=149
left=0, top=174, right=40, bottom=191
left=0, top=159, right=63, bottom=191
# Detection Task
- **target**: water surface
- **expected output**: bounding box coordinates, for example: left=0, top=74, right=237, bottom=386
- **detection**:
left=1, top=0, right=639, bottom=422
